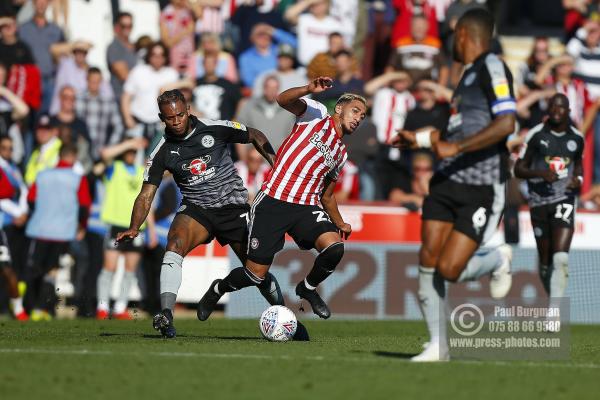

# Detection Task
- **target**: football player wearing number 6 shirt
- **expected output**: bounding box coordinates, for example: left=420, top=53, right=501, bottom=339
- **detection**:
left=116, top=90, right=284, bottom=339
left=392, top=9, right=516, bottom=361
left=197, top=77, right=367, bottom=321
left=515, top=94, right=583, bottom=309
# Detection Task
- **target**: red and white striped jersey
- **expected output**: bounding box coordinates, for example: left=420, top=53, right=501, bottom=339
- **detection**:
left=372, top=87, right=415, bottom=144
left=334, top=160, right=360, bottom=200
left=262, top=98, right=347, bottom=205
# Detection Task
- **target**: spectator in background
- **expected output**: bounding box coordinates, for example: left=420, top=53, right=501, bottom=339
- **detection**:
left=0, top=14, right=34, bottom=68
left=75, top=68, right=123, bottom=162
left=0, top=136, right=28, bottom=320
left=568, top=19, right=600, bottom=99
left=50, top=85, right=92, bottom=173
left=160, top=0, right=198, bottom=74
left=0, top=62, right=30, bottom=137
left=122, top=42, right=178, bottom=147
left=25, top=144, right=91, bottom=320
left=253, top=43, right=307, bottom=98
left=24, top=114, right=61, bottom=185
left=334, top=160, right=360, bottom=201
left=403, top=79, right=450, bottom=134
left=186, top=32, right=238, bottom=83
left=96, top=137, right=154, bottom=320
left=285, top=0, right=344, bottom=66
left=563, top=0, right=599, bottom=40
left=236, top=75, right=296, bottom=151
left=106, top=11, right=137, bottom=102
left=49, top=40, right=113, bottom=115
left=234, top=147, right=271, bottom=203
left=365, top=70, right=415, bottom=199
left=238, top=23, right=297, bottom=88
left=307, top=31, right=360, bottom=80
left=312, top=50, right=365, bottom=111
left=392, top=0, right=439, bottom=46
left=231, top=0, right=290, bottom=54
left=329, top=0, right=359, bottom=47
left=516, top=37, right=552, bottom=97
left=387, top=14, right=448, bottom=86
left=192, top=54, right=241, bottom=120
left=388, top=151, right=433, bottom=210
left=19, top=0, right=65, bottom=113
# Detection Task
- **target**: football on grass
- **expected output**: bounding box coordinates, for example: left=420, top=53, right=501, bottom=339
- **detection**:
left=259, top=305, right=297, bottom=342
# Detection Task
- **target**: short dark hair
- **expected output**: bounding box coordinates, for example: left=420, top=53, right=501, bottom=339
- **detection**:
left=456, top=8, right=495, bottom=42
left=157, top=89, right=186, bottom=109
left=114, top=11, right=132, bottom=25
left=59, top=143, right=78, bottom=158
left=334, top=49, right=352, bottom=59
left=87, top=66, right=102, bottom=76
left=144, top=41, right=170, bottom=66
left=328, top=32, right=343, bottom=40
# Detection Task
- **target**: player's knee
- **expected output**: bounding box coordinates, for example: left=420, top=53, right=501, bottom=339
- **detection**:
left=246, top=263, right=268, bottom=280
left=419, top=246, right=438, bottom=269
left=437, top=259, right=462, bottom=282
left=166, top=235, right=187, bottom=256
left=553, top=252, right=569, bottom=275
left=319, top=242, right=344, bottom=269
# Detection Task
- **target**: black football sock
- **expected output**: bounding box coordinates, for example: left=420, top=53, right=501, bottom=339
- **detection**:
left=217, top=267, right=262, bottom=294
left=305, top=242, right=344, bottom=288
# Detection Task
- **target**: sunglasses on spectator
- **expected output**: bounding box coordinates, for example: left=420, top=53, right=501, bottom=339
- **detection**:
left=120, top=23, right=133, bottom=29
left=413, top=166, right=432, bottom=172
left=150, top=52, right=166, bottom=58
left=73, top=49, right=88, bottom=55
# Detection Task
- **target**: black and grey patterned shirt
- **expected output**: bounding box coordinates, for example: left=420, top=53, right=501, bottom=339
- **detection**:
left=438, top=52, right=516, bottom=185
left=144, top=116, right=250, bottom=208
left=519, top=122, right=584, bottom=208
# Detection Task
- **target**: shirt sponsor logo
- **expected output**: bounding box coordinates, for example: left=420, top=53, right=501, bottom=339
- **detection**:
left=545, top=156, right=570, bottom=179
left=182, top=155, right=211, bottom=175
left=202, top=135, right=215, bottom=148
left=309, top=133, right=338, bottom=169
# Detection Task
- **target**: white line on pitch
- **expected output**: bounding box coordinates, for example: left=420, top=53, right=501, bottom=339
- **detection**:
left=0, top=348, right=598, bottom=369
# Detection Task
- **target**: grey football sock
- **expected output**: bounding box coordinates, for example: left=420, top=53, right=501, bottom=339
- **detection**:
left=160, top=251, right=184, bottom=311
left=417, top=266, right=446, bottom=345
left=97, top=269, right=114, bottom=311
left=457, top=249, right=502, bottom=282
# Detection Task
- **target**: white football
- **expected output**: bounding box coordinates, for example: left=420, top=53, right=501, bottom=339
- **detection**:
left=259, top=305, right=297, bottom=342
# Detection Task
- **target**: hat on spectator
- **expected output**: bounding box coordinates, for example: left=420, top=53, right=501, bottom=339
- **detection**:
left=72, top=40, right=92, bottom=52
left=277, top=43, right=295, bottom=59
left=35, top=114, right=57, bottom=130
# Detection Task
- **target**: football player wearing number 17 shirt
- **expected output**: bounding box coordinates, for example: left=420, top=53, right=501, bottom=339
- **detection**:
left=515, top=93, right=584, bottom=308
left=116, top=90, right=284, bottom=338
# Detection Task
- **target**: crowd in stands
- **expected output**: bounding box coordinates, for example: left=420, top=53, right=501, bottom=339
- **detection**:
left=2, top=0, right=600, bottom=317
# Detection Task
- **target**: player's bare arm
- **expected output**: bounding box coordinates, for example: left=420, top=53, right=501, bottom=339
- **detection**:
left=514, top=146, right=559, bottom=183
left=320, top=178, right=351, bottom=239
left=277, top=76, right=333, bottom=116
left=248, top=127, right=277, bottom=167
left=116, top=183, right=158, bottom=243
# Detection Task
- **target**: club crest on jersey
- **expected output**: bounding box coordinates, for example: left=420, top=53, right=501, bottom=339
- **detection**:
left=202, top=135, right=215, bottom=148
left=567, top=140, right=577, bottom=152
left=182, top=155, right=212, bottom=175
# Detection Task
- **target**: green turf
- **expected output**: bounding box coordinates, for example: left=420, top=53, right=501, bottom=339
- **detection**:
left=0, top=319, right=599, bottom=400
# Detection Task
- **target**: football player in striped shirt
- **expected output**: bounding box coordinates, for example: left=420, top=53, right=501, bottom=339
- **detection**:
left=198, top=77, right=367, bottom=320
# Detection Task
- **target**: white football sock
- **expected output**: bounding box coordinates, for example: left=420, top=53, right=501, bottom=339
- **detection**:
left=115, top=270, right=136, bottom=313
left=417, top=266, right=447, bottom=345
left=10, top=297, right=24, bottom=315
left=96, top=269, right=114, bottom=311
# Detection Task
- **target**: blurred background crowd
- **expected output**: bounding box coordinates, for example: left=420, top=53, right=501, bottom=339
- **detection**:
left=1, top=0, right=600, bottom=318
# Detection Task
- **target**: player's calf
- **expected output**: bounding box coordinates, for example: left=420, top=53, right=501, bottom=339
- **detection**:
left=296, top=242, right=344, bottom=319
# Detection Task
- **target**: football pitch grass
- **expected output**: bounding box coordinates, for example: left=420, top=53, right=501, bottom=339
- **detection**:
left=1, top=318, right=599, bottom=400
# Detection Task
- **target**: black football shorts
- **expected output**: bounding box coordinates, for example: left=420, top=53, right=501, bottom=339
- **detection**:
left=530, top=197, right=576, bottom=240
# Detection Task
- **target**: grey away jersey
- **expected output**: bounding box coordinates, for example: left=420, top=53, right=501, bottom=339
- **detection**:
left=519, top=122, right=584, bottom=208
left=144, top=116, right=250, bottom=208
left=438, top=52, right=516, bottom=185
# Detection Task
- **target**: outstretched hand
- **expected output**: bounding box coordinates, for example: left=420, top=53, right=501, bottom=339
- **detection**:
left=115, top=228, right=140, bottom=245
left=307, top=76, right=333, bottom=94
